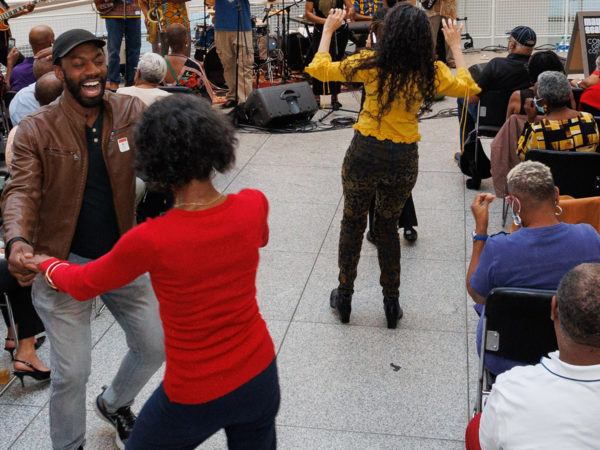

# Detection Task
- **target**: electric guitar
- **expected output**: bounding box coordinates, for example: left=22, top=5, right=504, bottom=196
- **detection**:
left=420, top=0, right=438, bottom=10
left=0, top=0, right=47, bottom=32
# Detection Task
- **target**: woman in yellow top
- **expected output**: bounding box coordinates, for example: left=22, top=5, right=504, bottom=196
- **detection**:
left=517, top=70, right=600, bottom=161
left=305, top=4, right=480, bottom=328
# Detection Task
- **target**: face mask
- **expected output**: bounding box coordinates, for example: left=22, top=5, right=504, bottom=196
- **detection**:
left=533, top=97, right=545, bottom=114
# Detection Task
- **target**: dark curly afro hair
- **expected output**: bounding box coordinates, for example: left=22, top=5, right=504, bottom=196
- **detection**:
left=342, top=2, right=436, bottom=121
left=134, top=95, right=237, bottom=190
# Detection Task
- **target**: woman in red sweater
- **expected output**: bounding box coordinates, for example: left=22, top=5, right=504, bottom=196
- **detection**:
left=26, top=95, right=280, bottom=449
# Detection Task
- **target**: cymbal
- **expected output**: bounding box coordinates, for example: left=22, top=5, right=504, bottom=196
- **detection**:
left=266, top=8, right=290, bottom=16
left=249, top=0, right=282, bottom=5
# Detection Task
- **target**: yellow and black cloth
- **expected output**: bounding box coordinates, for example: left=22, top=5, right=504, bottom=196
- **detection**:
left=517, top=112, right=600, bottom=160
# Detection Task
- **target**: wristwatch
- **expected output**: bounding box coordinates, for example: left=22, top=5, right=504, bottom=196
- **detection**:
left=472, top=231, right=488, bottom=242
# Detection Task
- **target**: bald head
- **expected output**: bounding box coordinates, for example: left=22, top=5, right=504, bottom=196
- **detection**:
left=166, top=23, right=187, bottom=53
left=34, top=72, right=63, bottom=106
left=29, top=25, right=54, bottom=55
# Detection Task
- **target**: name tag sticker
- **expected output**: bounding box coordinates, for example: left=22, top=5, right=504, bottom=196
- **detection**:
left=118, top=138, right=130, bottom=152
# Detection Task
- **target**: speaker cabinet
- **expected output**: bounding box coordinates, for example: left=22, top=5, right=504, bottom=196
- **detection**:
left=244, top=82, right=318, bottom=127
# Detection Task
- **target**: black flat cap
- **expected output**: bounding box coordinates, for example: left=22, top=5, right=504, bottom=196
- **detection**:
left=52, top=29, right=105, bottom=65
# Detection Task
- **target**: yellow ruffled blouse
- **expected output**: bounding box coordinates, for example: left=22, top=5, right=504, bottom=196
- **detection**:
left=305, top=50, right=481, bottom=143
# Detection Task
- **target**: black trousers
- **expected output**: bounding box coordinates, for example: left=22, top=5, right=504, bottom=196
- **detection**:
left=368, top=194, right=418, bottom=231
left=0, top=259, right=45, bottom=339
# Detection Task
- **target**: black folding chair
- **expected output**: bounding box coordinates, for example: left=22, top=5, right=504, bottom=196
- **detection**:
left=0, top=293, right=18, bottom=396
left=158, top=85, right=195, bottom=95
left=460, top=90, right=512, bottom=189
left=474, top=287, right=557, bottom=415
left=580, top=101, right=600, bottom=116
left=525, top=149, right=600, bottom=198
left=571, top=86, right=584, bottom=109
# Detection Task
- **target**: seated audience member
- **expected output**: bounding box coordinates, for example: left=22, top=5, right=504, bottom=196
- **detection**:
left=163, top=23, right=205, bottom=95
left=25, top=95, right=280, bottom=449
left=517, top=71, right=599, bottom=160
left=467, top=161, right=600, bottom=376
left=466, top=263, right=600, bottom=450
left=7, top=25, right=54, bottom=92
left=1, top=258, right=50, bottom=386
left=117, top=52, right=170, bottom=106
left=505, top=50, right=565, bottom=118
left=5, top=72, right=63, bottom=170
left=458, top=26, right=535, bottom=145
left=570, top=55, right=600, bottom=89
left=9, top=47, right=53, bottom=125
left=578, top=58, right=600, bottom=113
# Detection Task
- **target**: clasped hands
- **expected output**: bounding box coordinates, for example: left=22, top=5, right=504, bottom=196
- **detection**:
left=7, top=241, right=52, bottom=286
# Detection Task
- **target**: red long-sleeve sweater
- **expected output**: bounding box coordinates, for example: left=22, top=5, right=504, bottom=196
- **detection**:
left=41, top=189, right=275, bottom=404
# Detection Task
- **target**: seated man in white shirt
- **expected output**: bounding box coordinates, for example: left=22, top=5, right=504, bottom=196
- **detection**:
left=466, top=263, right=600, bottom=450
left=117, top=52, right=170, bottom=106
left=5, top=72, right=63, bottom=170
left=9, top=47, right=53, bottom=125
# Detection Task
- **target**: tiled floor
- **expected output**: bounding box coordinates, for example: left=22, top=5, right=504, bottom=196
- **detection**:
left=0, top=91, right=510, bottom=449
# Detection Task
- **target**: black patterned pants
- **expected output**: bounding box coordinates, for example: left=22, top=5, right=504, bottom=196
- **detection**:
left=338, top=132, right=419, bottom=298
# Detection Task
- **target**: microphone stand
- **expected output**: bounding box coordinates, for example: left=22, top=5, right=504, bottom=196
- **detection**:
left=123, top=0, right=127, bottom=86
left=234, top=0, right=242, bottom=105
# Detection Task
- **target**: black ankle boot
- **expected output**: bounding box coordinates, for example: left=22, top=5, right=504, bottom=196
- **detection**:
left=330, top=289, right=352, bottom=324
left=383, top=297, right=403, bottom=329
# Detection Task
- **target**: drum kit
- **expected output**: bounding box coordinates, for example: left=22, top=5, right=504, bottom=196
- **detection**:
left=193, top=0, right=314, bottom=89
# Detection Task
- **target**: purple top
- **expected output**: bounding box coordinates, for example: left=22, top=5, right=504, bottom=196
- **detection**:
left=10, top=57, right=35, bottom=92
left=470, top=222, right=600, bottom=375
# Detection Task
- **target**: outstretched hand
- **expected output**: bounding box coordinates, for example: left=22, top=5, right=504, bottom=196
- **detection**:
left=441, top=18, right=463, bottom=49
left=323, top=8, right=346, bottom=34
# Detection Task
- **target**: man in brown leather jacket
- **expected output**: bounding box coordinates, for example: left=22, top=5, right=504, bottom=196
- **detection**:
left=1, top=29, right=164, bottom=450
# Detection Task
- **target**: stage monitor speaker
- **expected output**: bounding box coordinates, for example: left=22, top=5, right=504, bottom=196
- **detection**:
left=244, top=82, right=318, bottom=127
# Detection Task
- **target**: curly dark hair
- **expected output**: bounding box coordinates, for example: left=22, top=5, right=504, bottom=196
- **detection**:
left=526, top=50, right=565, bottom=85
left=343, top=3, right=436, bottom=121
left=134, top=95, right=237, bottom=190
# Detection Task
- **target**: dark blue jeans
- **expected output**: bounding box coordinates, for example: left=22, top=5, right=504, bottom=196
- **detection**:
left=105, top=18, right=141, bottom=86
left=457, top=97, right=478, bottom=146
left=126, top=359, right=280, bottom=450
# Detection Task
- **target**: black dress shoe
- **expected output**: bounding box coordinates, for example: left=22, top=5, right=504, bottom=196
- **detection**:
left=221, top=100, right=237, bottom=109
left=466, top=177, right=481, bottom=190
left=366, top=230, right=375, bottom=244
left=403, top=227, right=418, bottom=242
left=383, top=297, right=403, bottom=329
left=330, top=288, right=352, bottom=324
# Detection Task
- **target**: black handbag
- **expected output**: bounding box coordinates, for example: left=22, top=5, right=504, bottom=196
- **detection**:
left=420, top=0, right=438, bottom=10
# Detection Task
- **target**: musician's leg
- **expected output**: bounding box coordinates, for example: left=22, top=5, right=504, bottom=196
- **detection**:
left=215, top=30, right=236, bottom=102
left=105, top=18, right=125, bottom=88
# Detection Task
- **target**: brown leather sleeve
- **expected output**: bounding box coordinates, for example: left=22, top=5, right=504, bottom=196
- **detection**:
left=1, top=120, right=43, bottom=245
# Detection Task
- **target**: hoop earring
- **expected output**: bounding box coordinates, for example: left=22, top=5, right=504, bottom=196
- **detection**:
left=555, top=203, right=563, bottom=216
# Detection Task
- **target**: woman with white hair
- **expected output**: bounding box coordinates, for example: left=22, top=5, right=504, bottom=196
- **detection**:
left=517, top=70, right=599, bottom=160
left=467, top=161, right=600, bottom=376
left=117, top=52, right=170, bottom=106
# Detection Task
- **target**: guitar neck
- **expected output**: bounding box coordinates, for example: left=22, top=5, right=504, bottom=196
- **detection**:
left=0, top=0, right=40, bottom=21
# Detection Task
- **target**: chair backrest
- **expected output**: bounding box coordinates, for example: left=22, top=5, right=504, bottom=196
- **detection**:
left=525, top=149, right=600, bottom=198
left=580, top=101, right=600, bottom=116
left=477, top=90, right=512, bottom=136
left=468, top=63, right=488, bottom=84
left=158, top=85, right=194, bottom=95
left=484, top=287, right=558, bottom=364
left=572, top=86, right=584, bottom=109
